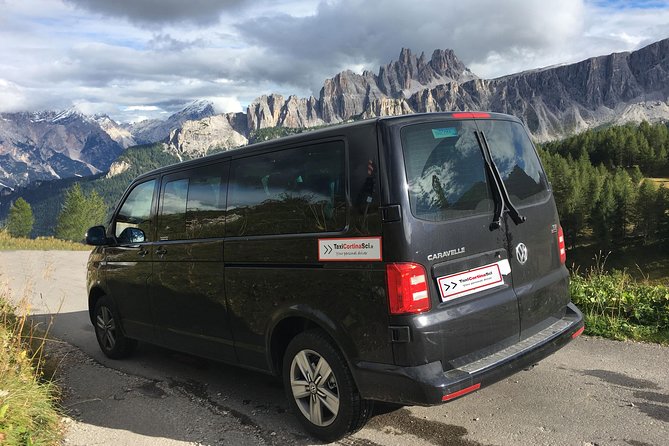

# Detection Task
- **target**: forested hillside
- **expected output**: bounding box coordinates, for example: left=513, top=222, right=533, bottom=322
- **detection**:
left=538, top=122, right=669, bottom=259
left=1, top=143, right=179, bottom=235
left=2, top=121, right=668, bottom=276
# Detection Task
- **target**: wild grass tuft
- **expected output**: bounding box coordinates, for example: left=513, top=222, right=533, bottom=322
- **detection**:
left=0, top=289, right=62, bottom=445
left=0, top=230, right=90, bottom=251
left=570, top=252, right=669, bottom=344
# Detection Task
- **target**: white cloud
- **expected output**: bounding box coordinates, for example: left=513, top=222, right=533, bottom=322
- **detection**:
left=0, top=79, right=27, bottom=112
left=62, top=0, right=245, bottom=25
left=123, top=105, right=161, bottom=111
left=0, top=0, right=668, bottom=122
left=207, top=96, right=243, bottom=114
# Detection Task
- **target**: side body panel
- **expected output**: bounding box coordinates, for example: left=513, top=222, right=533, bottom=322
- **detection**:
left=224, top=123, right=393, bottom=372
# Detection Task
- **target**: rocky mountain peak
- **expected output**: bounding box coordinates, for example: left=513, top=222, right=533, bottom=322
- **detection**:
left=128, top=100, right=218, bottom=144
left=176, top=100, right=216, bottom=119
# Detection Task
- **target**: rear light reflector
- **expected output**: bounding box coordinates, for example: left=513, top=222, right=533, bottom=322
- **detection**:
left=572, top=326, right=585, bottom=339
left=557, top=225, right=567, bottom=264
left=452, top=112, right=491, bottom=119
left=442, top=383, right=481, bottom=401
left=386, top=263, right=431, bottom=315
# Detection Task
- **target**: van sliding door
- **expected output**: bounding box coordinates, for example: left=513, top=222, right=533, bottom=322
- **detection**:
left=149, top=162, right=236, bottom=362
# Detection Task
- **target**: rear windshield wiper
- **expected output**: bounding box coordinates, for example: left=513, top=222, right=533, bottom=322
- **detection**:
left=476, top=131, right=526, bottom=227
left=475, top=131, right=504, bottom=230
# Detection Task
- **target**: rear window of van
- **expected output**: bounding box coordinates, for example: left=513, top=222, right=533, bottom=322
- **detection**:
left=401, top=119, right=549, bottom=222
left=401, top=121, right=493, bottom=221
left=476, top=120, right=549, bottom=207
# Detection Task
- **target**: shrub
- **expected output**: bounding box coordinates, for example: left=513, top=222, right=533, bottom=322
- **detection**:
left=570, top=258, right=669, bottom=344
left=0, top=292, right=62, bottom=445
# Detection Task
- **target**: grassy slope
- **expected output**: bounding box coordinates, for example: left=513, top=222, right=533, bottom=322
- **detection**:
left=570, top=267, right=669, bottom=344
left=0, top=293, right=62, bottom=445
left=0, top=231, right=90, bottom=251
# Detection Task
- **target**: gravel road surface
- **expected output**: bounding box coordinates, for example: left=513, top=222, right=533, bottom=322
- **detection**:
left=0, top=250, right=667, bottom=446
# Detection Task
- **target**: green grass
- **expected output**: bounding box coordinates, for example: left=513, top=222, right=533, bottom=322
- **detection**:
left=0, top=292, right=62, bottom=445
left=0, top=231, right=90, bottom=251
left=648, top=177, right=669, bottom=188
left=570, top=258, right=669, bottom=345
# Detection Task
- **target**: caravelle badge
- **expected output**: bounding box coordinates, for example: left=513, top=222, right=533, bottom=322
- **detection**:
left=515, top=242, right=528, bottom=265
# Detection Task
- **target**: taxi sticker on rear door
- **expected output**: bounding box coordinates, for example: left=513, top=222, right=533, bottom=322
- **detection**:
left=437, top=261, right=509, bottom=301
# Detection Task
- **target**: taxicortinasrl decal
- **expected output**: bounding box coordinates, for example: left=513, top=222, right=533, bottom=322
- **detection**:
left=437, top=260, right=509, bottom=301
left=318, top=237, right=382, bottom=261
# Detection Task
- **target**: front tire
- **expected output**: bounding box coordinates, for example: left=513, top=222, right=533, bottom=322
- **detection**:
left=93, top=295, right=137, bottom=359
left=283, top=330, right=372, bottom=442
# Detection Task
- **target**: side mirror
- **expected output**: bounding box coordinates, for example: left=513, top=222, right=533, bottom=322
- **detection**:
left=85, top=226, right=109, bottom=246
left=118, top=227, right=146, bottom=244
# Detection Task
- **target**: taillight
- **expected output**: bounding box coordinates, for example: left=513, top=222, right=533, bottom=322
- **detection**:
left=557, top=225, right=566, bottom=264
left=386, top=263, right=431, bottom=315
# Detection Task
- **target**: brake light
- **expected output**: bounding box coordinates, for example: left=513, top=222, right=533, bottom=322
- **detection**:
left=572, top=326, right=585, bottom=339
left=386, top=263, right=431, bottom=315
left=557, top=225, right=566, bottom=264
left=452, top=112, right=491, bottom=119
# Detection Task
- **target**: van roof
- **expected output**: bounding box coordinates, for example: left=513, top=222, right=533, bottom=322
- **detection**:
left=133, top=111, right=521, bottom=181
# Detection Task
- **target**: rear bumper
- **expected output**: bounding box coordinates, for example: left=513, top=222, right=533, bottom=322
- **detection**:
left=353, top=302, right=584, bottom=406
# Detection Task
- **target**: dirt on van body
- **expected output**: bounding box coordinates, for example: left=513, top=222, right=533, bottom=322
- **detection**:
left=0, top=250, right=667, bottom=446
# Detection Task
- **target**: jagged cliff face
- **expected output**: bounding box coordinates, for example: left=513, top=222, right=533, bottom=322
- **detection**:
left=166, top=112, right=248, bottom=160
left=0, top=110, right=124, bottom=188
left=94, top=115, right=136, bottom=148
left=4, top=39, right=669, bottom=190
left=242, top=40, right=669, bottom=142
left=127, top=100, right=217, bottom=144
left=244, top=48, right=477, bottom=131
left=0, top=100, right=220, bottom=189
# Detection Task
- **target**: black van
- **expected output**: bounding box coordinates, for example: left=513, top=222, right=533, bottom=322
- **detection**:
left=86, top=112, right=583, bottom=441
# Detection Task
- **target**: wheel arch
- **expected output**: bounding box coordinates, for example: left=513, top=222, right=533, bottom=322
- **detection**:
left=88, top=286, right=107, bottom=324
left=266, top=306, right=358, bottom=379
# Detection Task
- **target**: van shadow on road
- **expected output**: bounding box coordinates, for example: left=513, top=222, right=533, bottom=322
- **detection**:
left=31, top=310, right=308, bottom=445
left=32, top=309, right=488, bottom=446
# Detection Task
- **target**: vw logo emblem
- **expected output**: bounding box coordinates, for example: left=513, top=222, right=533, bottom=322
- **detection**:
left=515, top=243, right=528, bottom=265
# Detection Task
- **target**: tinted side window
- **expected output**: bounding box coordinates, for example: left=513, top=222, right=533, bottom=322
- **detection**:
left=114, top=179, right=156, bottom=242
left=227, top=141, right=346, bottom=236
left=401, top=121, right=492, bottom=221
left=158, top=178, right=188, bottom=241
left=157, top=166, right=227, bottom=241
left=186, top=172, right=226, bottom=239
left=479, top=120, right=549, bottom=206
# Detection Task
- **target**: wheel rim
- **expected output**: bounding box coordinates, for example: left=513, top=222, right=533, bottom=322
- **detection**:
left=290, top=349, right=340, bottom=427
left=96, top=306, right=116, bottom=351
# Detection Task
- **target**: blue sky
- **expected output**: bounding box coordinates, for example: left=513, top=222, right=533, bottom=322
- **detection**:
left=0, top=0, right=668, bottom=123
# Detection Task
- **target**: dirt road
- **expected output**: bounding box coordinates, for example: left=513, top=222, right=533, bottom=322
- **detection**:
left=0, top=250, right=667, bottom=445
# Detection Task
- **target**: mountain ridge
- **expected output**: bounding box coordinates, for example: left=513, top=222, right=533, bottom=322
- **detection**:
left=2, top=39, right=669, bottom=190
left=169, top=38, right=669, bottom=153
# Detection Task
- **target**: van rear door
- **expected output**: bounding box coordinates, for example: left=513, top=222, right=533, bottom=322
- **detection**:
left=391, top=118, right=521, bottom=364
left=475, top=119, right=569, bottom=337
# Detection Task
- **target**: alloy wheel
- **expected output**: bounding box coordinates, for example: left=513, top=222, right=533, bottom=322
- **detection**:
left=96, top=306, right=116, bottom=351
left=289, top=349, right=340, bottom=427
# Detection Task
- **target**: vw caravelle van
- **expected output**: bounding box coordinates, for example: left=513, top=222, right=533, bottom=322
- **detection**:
left=86, top=112, right=584, bottom=441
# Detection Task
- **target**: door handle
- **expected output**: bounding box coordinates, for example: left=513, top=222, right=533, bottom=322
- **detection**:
left=155, top=247, right=167, bottom=257
left=138, top=249, right=148, bottom=258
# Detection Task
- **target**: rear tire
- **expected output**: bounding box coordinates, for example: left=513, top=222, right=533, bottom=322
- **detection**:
left=282, top=330, right=373, bottom=442
left=93, top=295, right=137, bottom=359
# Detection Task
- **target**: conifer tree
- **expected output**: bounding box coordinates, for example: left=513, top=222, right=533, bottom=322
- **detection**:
left=6, top=197, right=34, bottom=238
left=56, top=184, right=107, bottom=241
